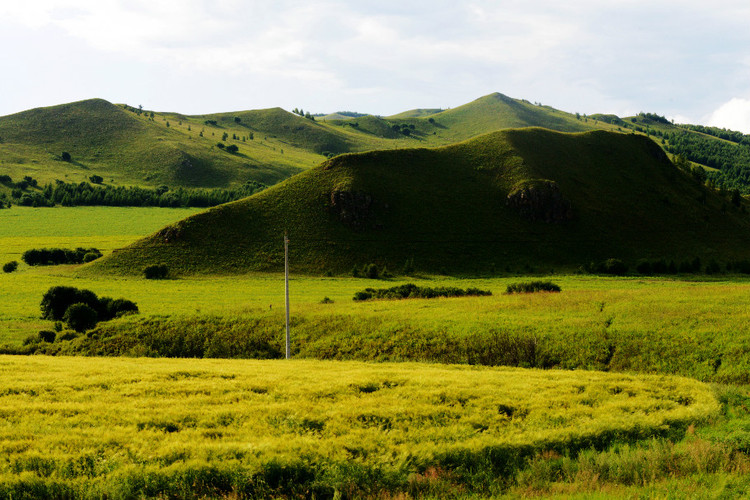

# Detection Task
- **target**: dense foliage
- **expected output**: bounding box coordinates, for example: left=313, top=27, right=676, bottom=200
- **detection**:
left=40, top=286, right=138, bottom=332
left=2, top=261, right=18, bottom=273
left=143, top=264, right=169, bottom=280
left=505, top=281, right=561, bottom=293
left=27, top=180, right=268, bottom=208
left=665, top=130, right=750, bottom=191
left=22, top=247, right=102, bottom=266
left=352, top=283, right=491, bottom=301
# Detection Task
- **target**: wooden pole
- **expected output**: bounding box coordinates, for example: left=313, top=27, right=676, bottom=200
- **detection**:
left=284, top=232, right=290, bottom=359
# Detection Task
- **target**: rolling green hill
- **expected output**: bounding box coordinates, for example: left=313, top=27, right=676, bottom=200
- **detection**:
left=93, top=128, right=750, bottom=276
left=0, top=99, right=309, bottom=188
left=5, top=93, right=750, bottom=198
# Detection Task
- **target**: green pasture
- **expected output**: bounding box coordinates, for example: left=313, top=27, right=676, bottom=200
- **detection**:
left=7, top=206, right=750, bottom=497
left=0, top=356, right=717, bottom=498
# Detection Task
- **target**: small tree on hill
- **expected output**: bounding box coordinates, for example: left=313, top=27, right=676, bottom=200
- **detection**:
left=61, top=152, right=72, bottom=162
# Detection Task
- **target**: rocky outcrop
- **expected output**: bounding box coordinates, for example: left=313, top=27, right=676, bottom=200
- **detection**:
left=506, top=179, right=573, bottom=223
left=330, top=190, right=374, bottom=230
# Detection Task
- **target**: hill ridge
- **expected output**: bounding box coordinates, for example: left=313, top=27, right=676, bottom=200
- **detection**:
left=93, top=127, right=750, bottom=275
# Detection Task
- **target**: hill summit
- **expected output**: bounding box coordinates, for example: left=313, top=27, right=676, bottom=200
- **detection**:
left=94, top=127, right=750, bottom=275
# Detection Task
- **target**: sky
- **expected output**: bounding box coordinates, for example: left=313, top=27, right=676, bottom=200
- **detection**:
left=2, top=1, right=750, bottom=132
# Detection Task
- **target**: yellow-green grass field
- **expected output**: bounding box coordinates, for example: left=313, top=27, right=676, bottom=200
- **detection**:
left=0, top=356, right=718, bottom=498
left=7, top=206, right=750, bottom=497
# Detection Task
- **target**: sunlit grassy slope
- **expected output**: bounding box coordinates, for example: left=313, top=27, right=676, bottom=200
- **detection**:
left=0, top=93, right=616, bottom=191
left=0, top=356, right=716, bottom=498
left=94, top=127, right=750, bottom=275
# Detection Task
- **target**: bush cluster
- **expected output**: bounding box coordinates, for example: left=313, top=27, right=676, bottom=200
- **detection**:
left=40, top=286, right=138, bottom=332
left=22, top=247, right=102, bottom=266
left=143, top=264, right=169, bottom=280
left=505, top=281, right=561, bottom=294
left=353, top=283, right=491, bottom=301
left=2, top=261, right=18, bottom=273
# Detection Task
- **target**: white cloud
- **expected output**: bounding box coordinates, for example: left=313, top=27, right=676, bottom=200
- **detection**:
left=3, top=0, right=750, bottom=118
left=707, top=98, right=750, bottom=134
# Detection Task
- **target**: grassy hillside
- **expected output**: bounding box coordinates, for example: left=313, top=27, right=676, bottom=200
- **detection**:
left=387, top=108, right=443, bottom=119
left=0, top=100, right=314, bottom=189
left=6, top=93, right=750, bottom=199
left=93, top=128, right=750, bottom=275
left=0, top=94, right=612, bottom=194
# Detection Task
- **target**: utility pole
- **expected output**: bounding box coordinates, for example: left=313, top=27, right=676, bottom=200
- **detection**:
left=284, top=232, right=290, bottom=359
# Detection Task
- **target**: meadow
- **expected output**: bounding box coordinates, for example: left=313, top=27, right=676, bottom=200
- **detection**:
left=6, top=206, right=750, bottom=497
left=0, top=356, right=720, bottom=498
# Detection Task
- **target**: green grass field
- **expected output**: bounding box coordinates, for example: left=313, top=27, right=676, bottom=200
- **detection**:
left=6, top=206, right=750, bottom=497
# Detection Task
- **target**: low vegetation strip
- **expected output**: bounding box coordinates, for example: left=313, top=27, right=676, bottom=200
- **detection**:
left=0, top=356, right=717, bottom=498
left=505, top=280, right=561, bottom=294
left=353, top=283, right=492, bottom=301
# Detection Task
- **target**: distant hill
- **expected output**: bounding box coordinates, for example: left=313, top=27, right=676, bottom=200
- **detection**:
left=94, top=128, right=750, bottom=276
left=5, top=94, right=750, bottom=194
left=387, top=108, right=443, bottom=119
left=0, top=99, right=307, bottom=188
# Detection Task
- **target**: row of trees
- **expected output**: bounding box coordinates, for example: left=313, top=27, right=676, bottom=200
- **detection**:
left=6, top=180, right=267, bottom=208
left=22, top=247, right=102, bottom=266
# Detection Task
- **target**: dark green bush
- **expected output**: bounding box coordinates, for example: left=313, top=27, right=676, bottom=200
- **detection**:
left=22, top=247, right=101, bottom=266
left=3, top=261, right=18, bottom=273
left=505, top=281, right=561, bottom=294
left=63, top=303, right=99, bottom=332
left=82, top=252, right=101, bottom=263
left=38, top=330, right=56, bottom=343
left=353, top=283, right=491, bottom=301
left=97, top=297, right=139, bottom=320
left=364, top=263, right=379, bottom=279
left=41, top=286, right=100, bottom=320
left=40, top=287, right=138, bottom=332
left=143, top=264, right=169, bottom=280
left=225, top=145, right=239, bottom=154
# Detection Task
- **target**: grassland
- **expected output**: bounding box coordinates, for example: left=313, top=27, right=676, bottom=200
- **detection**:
left=6, top=206, right=750, bottom=496
left=0, top=356, right=718, bottom=498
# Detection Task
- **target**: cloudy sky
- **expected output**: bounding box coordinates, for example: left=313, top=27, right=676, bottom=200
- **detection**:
left=2, top=1, right=750, bottom=131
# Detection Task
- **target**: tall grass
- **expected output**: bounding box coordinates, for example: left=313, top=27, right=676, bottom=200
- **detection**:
left=0, top=356, right=717, bottom=498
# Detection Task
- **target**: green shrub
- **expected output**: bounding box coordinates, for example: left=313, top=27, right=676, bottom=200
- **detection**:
left=364, top=263, right=379, bottom=279
left=98, top=297, right=139, bottom=320
left=82, top=252, right=101, bottom=263
left=64, top=303, right=99, bottom=332
left=143, top=264, right=169, bottom=280
left=22, top=247, right=101, bottom=266
left=41, top=286, right=100, bottom=320
left=38, top=330, right=56, bottom=343
left=3, top=261, right=18, bottom=273
left=225, top=145, right=239, bottom=154
left=505, top=281, right=561, bottom=294
left=353, top=283, right=491, bottom=301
